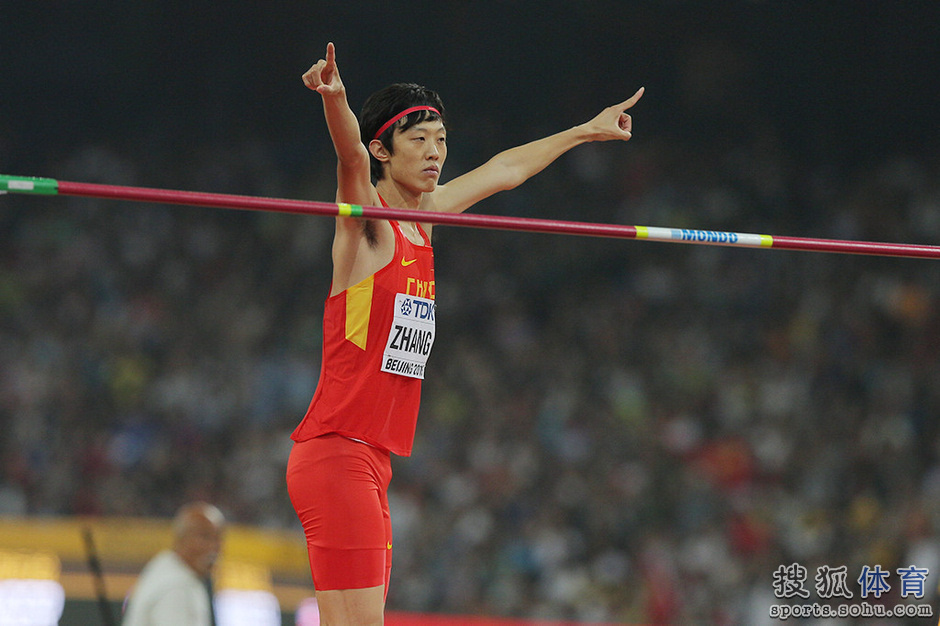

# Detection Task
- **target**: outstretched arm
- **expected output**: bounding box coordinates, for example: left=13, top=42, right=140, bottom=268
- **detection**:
left=428, top=88, right=644, bottom=214
left=302, top=43, right=377, bottom=207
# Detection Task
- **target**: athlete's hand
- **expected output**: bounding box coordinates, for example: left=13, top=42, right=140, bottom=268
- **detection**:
left=302, top=42, right=345, bottom=97
left=580, top=87, right=644, bottom=142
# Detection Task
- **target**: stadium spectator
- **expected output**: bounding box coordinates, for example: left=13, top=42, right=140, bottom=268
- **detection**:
left=122, top=502, right=225, bottom=626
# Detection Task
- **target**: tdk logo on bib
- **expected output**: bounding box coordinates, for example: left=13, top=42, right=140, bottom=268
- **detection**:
left=383, top=293, right=436, bottom=379
left=397, top=297, right=435, bottom=321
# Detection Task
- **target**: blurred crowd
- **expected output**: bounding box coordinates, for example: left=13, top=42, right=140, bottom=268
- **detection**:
left=2, top=101, right=940, bottom=624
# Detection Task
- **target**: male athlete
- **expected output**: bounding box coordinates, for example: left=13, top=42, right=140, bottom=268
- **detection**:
left=286, top=42, right=643, bottom=625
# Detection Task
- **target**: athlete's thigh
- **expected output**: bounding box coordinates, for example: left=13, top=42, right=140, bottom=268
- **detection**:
left=287, top=435, right=392, bottom=590
left=288, top=435, right=388, bottom=547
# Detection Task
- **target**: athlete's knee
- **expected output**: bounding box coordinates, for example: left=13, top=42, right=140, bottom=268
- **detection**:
left=318, top=606, right=384, bottom=626
left=316, top=586, right=385, bottom=626
left=319, top=615, right=383, bottom=626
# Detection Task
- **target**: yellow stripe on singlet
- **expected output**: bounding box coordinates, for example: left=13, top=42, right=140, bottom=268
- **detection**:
left=345, top=275, right=374, bottom=350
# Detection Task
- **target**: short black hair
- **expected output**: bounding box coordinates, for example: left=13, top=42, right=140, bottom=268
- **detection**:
left=360, top=83, right=446, bottom=181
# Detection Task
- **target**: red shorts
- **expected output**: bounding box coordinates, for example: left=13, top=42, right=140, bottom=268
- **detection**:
left=286, top=434, right=393, bottom=594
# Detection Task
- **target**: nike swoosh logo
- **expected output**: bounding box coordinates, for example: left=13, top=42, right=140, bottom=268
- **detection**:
left=401, top=258, right=417, bottom=266
left=387, top=542, right=393, bottom=550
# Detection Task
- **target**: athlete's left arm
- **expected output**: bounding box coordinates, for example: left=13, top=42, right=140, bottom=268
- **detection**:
left=427, top=88, right=643, bottom=215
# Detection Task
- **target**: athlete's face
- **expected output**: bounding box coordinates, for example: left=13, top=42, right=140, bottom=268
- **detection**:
left=387, top=120, right=447, bottom=193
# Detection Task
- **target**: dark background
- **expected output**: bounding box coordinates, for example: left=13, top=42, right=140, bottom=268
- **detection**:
left=4, top=1, right=938, bottom=177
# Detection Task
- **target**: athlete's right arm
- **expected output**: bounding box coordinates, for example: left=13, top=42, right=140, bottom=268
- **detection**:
left=303, top=43, right=387, bottom=294
left=302, top=43, right=377, bottom=209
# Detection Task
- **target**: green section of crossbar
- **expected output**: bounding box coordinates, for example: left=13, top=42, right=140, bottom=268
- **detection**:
left=0, top=175, right=59, bottom=195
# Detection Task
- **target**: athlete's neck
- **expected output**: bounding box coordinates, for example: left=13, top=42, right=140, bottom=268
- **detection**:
left=376, top=181, right=423, bottom=210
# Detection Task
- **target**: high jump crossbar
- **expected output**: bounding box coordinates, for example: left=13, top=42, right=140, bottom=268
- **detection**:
left=2, top=174, right=939, bottom=260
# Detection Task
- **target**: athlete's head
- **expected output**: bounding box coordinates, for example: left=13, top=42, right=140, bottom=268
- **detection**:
left=361, top=83, right=446, bottom=181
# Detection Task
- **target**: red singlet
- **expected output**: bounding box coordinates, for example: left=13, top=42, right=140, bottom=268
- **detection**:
left=290, top=215, right=435, bottom=456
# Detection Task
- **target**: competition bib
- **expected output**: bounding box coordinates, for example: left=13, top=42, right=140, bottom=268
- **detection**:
left=382, top=293, right=436, bottom=379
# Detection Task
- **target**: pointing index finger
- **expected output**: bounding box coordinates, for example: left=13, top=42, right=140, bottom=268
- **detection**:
left=618, top=87, right=645, bottom=110
left=326, top=42, right=336, bottom=66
